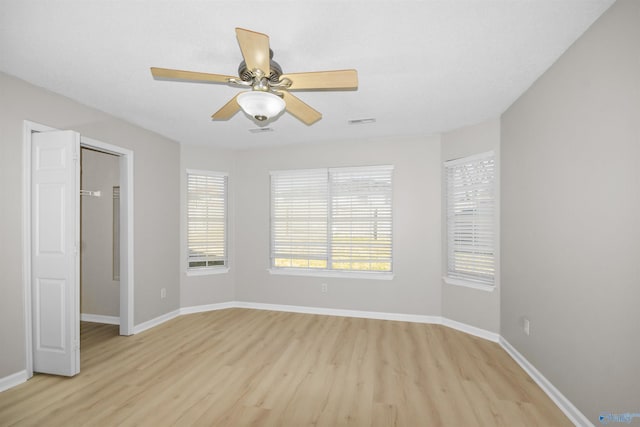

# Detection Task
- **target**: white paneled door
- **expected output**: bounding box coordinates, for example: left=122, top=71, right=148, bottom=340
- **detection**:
left=31, top=130, right=80, bottom=376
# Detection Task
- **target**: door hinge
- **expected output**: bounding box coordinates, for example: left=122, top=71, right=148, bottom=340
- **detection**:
left=72, top=152, right=79, bottom=162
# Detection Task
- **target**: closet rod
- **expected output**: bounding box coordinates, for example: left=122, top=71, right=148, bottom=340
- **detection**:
left=80, top=190, right=101, bottom=197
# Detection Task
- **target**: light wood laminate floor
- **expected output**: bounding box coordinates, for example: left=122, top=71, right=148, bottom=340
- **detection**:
left=0, top=308, right=571, bottom=426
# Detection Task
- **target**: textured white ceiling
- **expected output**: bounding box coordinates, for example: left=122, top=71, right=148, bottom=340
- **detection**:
left=0, top=0, right=614, bottom=149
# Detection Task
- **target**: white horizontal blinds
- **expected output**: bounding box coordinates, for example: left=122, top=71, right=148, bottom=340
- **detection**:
left=271, top=169, right=328, bottom=269
left=187, top=172, right=227, bottom=268
left=445, top=152, right=495, bottom=285
left=329, top=166, right=393, bottom=272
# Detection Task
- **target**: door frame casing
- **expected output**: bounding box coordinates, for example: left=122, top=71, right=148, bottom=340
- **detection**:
left=22, top=120, right=135, bottom=378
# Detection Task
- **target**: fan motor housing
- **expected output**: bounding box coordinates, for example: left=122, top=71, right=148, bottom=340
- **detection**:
left=238, top=49, right=283, bottom=83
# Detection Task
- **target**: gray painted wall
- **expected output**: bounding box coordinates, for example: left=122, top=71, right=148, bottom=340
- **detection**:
left=0, top=72, right=180, bottom=379
left=501, top=0, right=639, bottom=422
left=441, top=119, right=501, bottom=333
left=81, top=148, right=120, bottom=317
left=234, top=136, right=443, bottom=316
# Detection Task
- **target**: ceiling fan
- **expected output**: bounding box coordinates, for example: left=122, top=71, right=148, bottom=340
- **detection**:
left=150, top=28, right=358, bottom=125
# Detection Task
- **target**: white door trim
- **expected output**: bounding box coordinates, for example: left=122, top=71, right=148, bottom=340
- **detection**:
left=22, top=120, right=135, bottom=379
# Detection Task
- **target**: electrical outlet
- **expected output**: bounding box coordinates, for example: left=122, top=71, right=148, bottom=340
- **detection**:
left=161, top=288, right=166, bottom=299
left=321, top=283, right=328, bottom=293
left=523, top=317, right=530, bottom=336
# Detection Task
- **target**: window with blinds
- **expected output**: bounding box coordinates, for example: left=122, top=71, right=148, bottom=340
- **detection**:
left=187, top=170, right=228, bottom=270
left=330, top=166, right=393, bottom=271
left=270, top=165, right=393, bottom=274
left=271, top=169, right=328, bottom=269
left=445, top=152, right=495, bottom=286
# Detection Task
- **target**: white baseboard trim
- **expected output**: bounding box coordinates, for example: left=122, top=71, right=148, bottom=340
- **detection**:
left=133, top=309, right=180, bottom=334
left=180, top=301, right=236, bottom=315
left=234, top=302, right=501, bottom=343
left=233, top=301, right=442, bottom=324
left=441, top=318, right=500, bottom=343
left=0, top=370, right=28, bottom=393
left=499, top=337, right=592, bottom=427
left=181, top=301, right=501, bottom=342
left=81, top=313, right=120, bottom=325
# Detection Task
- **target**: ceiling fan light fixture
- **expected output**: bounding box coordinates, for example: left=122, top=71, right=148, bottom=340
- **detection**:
left=237, top=91, right=285, bottom=122
left=151, top=28, right=358, bottom=125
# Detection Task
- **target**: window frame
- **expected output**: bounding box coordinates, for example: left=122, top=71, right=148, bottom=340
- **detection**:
left=186, top=169, right=229, bottom=276
left=443, top=151, right=496, bottom=291
left=269, top=165, right=394, bottom=279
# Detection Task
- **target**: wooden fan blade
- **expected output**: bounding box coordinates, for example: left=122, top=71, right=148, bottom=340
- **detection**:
left=151, top=67, right=235, bottom=84
left=211, top=93, right=243, bottom=120
left=235, top=28, right=270, bottom=76
left=280, top=69, right=358, bottom=90
left=281, top=92, right=322, bottom=125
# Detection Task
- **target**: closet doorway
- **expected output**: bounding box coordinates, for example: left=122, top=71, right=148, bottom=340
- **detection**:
left=23, top=121, right=134, bottom=378
left=80, top=148, right=121, bottom=326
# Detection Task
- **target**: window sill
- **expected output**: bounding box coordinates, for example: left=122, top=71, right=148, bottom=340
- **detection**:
left=443, top=276, right=495, bottom=292
left=268, top=268, right=394, bottom=281
left=186, top=267, right=229, bottom=277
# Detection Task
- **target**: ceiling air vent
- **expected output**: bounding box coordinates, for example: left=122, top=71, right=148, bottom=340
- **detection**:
left=249, top=127, right=274, bottom=134
left=348, top=118, right=376, bottom=125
